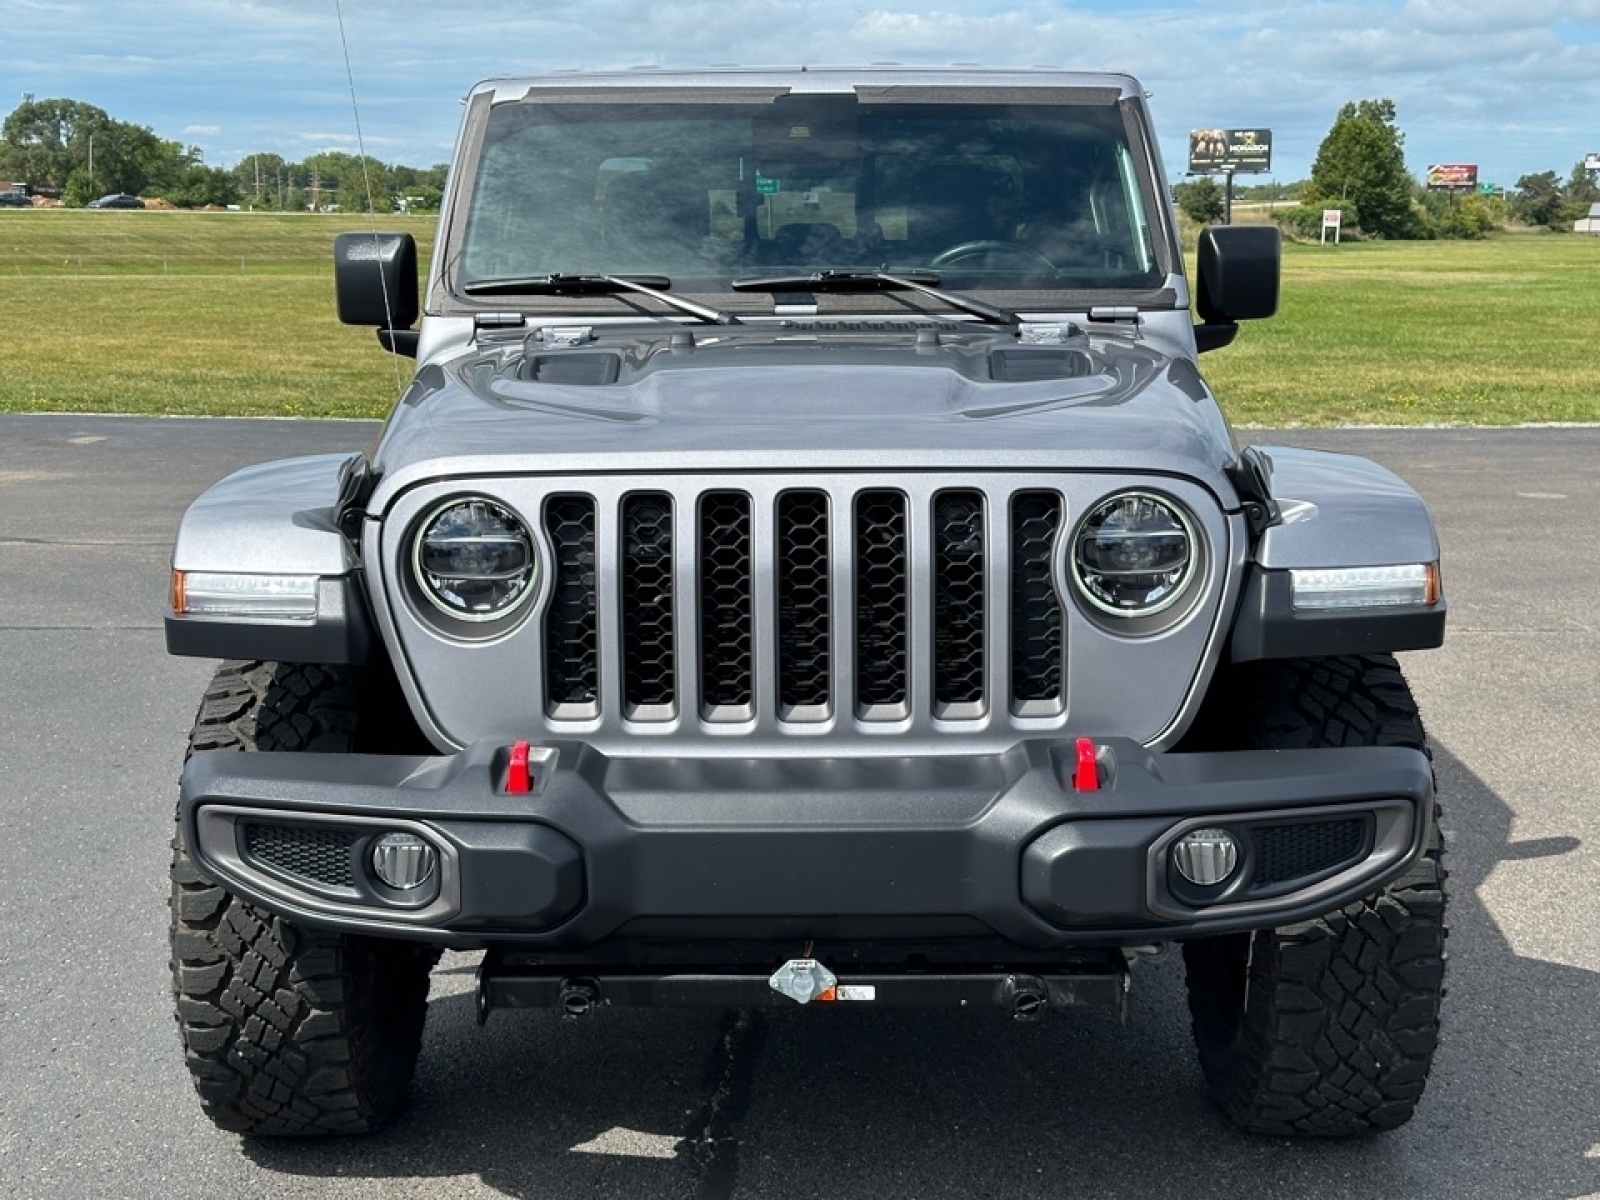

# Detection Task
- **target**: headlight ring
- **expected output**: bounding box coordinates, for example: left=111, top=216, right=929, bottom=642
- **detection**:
left=411, top=496, right=539, bottom=623
left=1068, top=490, right=1200, bottom=621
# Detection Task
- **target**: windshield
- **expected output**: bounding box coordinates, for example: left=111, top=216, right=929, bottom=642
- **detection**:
left=454, top=91, right=1167, bottom=299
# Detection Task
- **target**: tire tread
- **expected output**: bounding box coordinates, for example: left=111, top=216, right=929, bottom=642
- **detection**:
left=169, top=660, right=436, bottom=1137
left=1184, top=654, right=1447, bottom=1136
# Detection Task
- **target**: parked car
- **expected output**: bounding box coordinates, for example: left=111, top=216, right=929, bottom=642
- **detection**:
left=0, top=191, right=31, bottom=208
left=87, top=193, right=143, bottom=209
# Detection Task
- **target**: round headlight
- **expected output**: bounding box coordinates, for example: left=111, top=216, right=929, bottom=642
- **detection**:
left=1071, top=492, right=1196, bottom=616
left=413, top=498, right=537, bottom=621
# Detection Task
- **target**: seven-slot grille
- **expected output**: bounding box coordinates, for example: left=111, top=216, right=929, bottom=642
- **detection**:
left=539, top=480, right=1066, bottom=730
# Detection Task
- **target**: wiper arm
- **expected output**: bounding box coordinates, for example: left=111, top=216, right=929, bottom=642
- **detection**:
left=730, top=269, right=1017, bottom=326
left=461, top=273, right=741, bottom=325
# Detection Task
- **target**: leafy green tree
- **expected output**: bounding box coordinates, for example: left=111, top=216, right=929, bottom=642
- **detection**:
left=232, top=153, right=290, bottom=208
left=0, top=95, right=183, bottom=197
left=1565, top=160, right=1600, bottom=212
left=1173, top=177, right=1225, bottom=224
left=61, top=167, right=98, bottom=207
left=1307, top=99, right=1423, bottom=239
left=1513, top=170, right=1570, bottom=229
left=164, top=164, right=241, bottom=208
left=1418, top=190, right=1500, bottom=239
left=1, top=96, right=111, bottom=189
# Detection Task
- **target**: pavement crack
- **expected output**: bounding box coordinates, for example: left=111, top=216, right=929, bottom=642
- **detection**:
left=682, top=1008, right=766, bottom=1200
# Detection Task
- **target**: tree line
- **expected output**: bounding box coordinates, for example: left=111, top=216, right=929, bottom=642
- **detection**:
left=0, top=96, right=446, bottom=212
left=1173, top=98, right=1600, bottom=240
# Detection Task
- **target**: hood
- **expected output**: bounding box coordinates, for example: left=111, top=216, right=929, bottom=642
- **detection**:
left=368, top=324, right=1241, bottom=508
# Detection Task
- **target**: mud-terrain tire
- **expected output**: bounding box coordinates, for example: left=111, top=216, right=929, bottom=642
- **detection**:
left=1182, top=654, right=1446, bottom=1136
left=170, top=660, right=438, bottom=1136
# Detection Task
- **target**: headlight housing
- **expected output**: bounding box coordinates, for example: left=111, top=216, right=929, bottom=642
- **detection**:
left=412, top=497, right=538, bottom=622
left=1070, top=491, right=1197, bottom=618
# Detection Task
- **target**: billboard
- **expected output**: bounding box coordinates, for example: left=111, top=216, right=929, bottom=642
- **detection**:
left=1585, top=152, right=1600, bottom=172
left=1188, top=128, right=1272, bottom=174
left=1425, top=163, right=1479, bottom=191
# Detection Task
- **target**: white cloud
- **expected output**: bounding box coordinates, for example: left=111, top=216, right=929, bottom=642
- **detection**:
left=2, top=0, right=1597, bottom=181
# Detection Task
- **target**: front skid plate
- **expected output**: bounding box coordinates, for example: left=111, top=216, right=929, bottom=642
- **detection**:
left=477, top=965, right=1131, bottom=1021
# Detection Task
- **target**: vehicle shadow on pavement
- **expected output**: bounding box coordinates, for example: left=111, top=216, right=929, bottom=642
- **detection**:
left=240, top=743, right=1600, bottom=1200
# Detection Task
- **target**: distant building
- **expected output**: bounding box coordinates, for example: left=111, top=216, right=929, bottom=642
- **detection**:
left=1575, top=203, right=1600, bottom=235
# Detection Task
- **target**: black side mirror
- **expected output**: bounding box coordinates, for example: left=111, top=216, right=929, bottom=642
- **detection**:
left=334, top=232, right=420, bottom=354
left=1194, top=225, right=1279, bottom=352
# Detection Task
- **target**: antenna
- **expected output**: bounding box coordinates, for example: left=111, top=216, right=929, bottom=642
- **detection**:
left=334, top=0, right=407, bottom=391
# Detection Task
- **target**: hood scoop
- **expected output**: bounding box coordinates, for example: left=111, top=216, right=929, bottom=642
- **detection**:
left=987, top=346, right=1093, bottom=383
left=521, top=351, right=623, bottom=385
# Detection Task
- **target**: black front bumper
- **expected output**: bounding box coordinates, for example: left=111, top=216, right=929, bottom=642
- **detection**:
left=180, top=737, right=1432, bottom=949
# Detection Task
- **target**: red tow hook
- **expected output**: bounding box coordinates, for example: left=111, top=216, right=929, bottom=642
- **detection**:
left=1073, top=737, right=1101, bottom=792
left=506, top=740, right=533, bottom=794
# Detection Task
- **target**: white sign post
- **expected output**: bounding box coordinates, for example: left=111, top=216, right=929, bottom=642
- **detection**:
left=1321, top=208, right=1342, bottom=245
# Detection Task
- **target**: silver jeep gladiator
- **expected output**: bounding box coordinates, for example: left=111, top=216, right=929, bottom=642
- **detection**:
left=165, top=67, right=1447, bottom=1138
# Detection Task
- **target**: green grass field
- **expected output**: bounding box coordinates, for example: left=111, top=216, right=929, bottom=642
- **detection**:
left=1, top=209, right=1596, bottom=424
left=0, top=210, right=435, bottom=418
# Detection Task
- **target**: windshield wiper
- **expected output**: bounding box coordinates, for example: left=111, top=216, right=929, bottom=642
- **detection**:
left=461, top=273, right=741, bottom=325
left=730, top=269, right=1017, bottom=326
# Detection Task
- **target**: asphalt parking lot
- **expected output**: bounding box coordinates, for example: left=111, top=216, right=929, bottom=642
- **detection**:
left=1, top=414, right=1597, bottom=1199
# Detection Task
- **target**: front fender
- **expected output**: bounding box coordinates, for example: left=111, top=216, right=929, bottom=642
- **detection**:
left=1230, top=446, right=1446, bottom=662
left=165, top=454, right=373, bottom=664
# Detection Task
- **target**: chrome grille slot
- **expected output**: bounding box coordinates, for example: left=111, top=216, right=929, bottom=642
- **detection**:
left=698, top=491, right=755, bottom=719
left=621, top=492, right=676, bottom=717
left=776, top=489, right=832, bottom=718
left=853, top=489, right=910, bottom=719
left=543, top=494, right=599, bottom=717
left=933, top=489, right=987, bottom=718
left=1009, top=491, right=1066, bottom=715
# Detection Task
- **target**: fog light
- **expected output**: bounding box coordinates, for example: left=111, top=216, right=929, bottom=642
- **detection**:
left=1173, top=828, right=1239, bottom=887
left=371, top=832, right=437, bottom=891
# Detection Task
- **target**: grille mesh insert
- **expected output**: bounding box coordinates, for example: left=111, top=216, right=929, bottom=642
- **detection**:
left=621, top=493, right=676, bottom=713
left=543, top=495, right=599, bottom=713
left=776, top=490, right=831, bottom=712
left=1010, top=491, right=1065, bottom=710
left=854, top=490, right=910, bottom=712
left=699, top=491, right=755, bottom=712
left=1254, top=819, right=1369, bottom=886
left=243, top=823, right=356, bottom=888
left=933, top=490, right=986, bottom=711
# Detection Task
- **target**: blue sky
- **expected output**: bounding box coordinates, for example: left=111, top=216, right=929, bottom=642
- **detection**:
left=4, top=0, right=1598, bottom=187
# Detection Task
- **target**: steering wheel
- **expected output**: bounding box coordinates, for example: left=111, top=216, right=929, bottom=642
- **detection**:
left=929, top=240, right=1058, bottom=270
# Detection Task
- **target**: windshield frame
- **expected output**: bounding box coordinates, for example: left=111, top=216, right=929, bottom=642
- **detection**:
left=429, top=73, right=1184, bottom=322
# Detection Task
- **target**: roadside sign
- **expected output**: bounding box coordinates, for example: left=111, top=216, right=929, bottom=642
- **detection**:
left=1187, top=128, right=1272, bottom=175
left=1425, top=164, right=1478, bottom=191
left=1321, top=208, right=1342, bottom=245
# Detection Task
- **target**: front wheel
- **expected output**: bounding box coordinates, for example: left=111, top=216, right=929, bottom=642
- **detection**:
left=1182, top=655, right=1447, bottom=1135
left=170, top=661, right=437, bottom=1136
